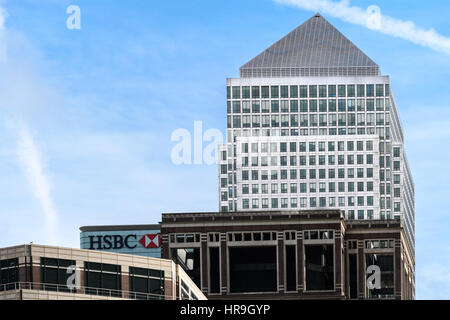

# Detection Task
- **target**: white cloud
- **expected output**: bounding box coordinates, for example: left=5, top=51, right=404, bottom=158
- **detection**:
left=0, top=5, right=7, bottom=61
left=16, top=123, right=60, bottom=244
left=0, top=4, right=60, bottom=245
left=275, top=0, right=450, bottom=56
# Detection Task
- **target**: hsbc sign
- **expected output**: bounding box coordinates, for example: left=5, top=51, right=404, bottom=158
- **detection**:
left=88, top=233, right=161, bottom=250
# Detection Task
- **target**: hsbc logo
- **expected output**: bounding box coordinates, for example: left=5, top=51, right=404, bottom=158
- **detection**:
left=139, top=234, right=161, bottom=248
left=87, top=233, right=160, bottom=250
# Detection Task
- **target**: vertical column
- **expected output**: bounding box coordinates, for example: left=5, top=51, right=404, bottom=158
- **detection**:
left=220, top=233, right=228, bottom=295
left=164, top=278, right=173, bottom=300
left=297, top=230, right=304, bottom=293
left=31, top=256, right=41, bottom=290
left=357, top=240, right=365, bottom=299
left=334, top=229, right=343, bottom=296
left=18, top=256, right=29, bottom=283
left=121, top=265, right=129, bottom=299
left=394, top=239, right=402, bottom=300
left=201, top=234, right=208, bottom=295
left=277, top=232, right=284, bottom=294
left=76, top=260, right=84, bottom=295
left=161, top=233, right=170, bottom=259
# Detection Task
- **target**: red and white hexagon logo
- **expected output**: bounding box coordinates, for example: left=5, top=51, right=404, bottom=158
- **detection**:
left=139, top=234, right=161, bottom=248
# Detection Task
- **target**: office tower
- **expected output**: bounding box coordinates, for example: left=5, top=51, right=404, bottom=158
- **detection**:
left=218, top=14, right=414, bottom=254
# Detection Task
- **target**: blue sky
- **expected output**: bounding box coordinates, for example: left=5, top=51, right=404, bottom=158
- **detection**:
left=0, top=0, right=449, bottom=299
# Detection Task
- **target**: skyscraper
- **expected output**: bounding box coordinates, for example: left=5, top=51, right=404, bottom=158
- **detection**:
left=218, top=14, right=414, bottom=254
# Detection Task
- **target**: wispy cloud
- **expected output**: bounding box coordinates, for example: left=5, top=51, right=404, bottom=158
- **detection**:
left=275, top=0, right=450, bottom=56
left=0, top=4, right=59, bottom=244
left=16, top=123, right=60, bottom=244
left=0, top=5, right=7, bottom=61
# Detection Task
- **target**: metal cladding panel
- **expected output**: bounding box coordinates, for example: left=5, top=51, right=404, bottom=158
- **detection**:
left=240, top=14, right=379, bottom=77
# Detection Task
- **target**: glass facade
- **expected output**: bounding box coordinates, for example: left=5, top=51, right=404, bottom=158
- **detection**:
left=220, top=80, right=414, bottom=255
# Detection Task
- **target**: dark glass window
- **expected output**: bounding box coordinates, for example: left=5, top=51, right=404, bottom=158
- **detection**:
left=319, top=85, right=327, bottom=98
left=338, top=85, right=346, bottom=97
left=41, top=257, right=76, bottom=293
left=366, top=254, right=394, bottom=299
left=242, top=86, right=250, bottom=99
left=280, top=85, right=289, bottom=98
left=0, top=258, right=19, bottom=291
left=129, top=267, right=165, bottom=300
left=349, top=254, right=357, bottom=299
left=366, top=84, right=374, bottom=97
left=328, top=85, right=336, bottom=97
left=305, top=245, right=334, bottom=291
left=290, top=100, right=298, bottom=112
left=290, top=85, right=298, bottom=98
left=347, top=85, right=355, bottom=97
left=357, top=84, right=365, bottom=97
left=271, top=86, right=279, bottom=98
left=309, top=85, right=317, bottom=98
left=209, top=248, right=220, bottom=294
left=299, top=85, right=308, bottom=98
left=252, top=86, right=260, bottom=98
left=376, top=84, right=384, bottom=97
left=84, top=262, right=122, bottom=297
left=261, top=86, right=269, bottom=98
left=229, top=246, right=277, bottom=293
left=285, top=245, right=296, bottom=292
left=232, top=86, right=240, bottom=99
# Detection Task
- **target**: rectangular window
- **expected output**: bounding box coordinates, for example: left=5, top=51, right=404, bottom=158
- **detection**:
left=261, top=86, right=269, bottom=98
left=252, top=86, right=260, bottom=99
left=365, top=254, right=394, bottom=299
left=300, top=85, right=308, bottom=98
left=290, top=85, right=298, bottom=98
left=285, top=245, right=297, bottom=291
left=0, top=258, right=19, bottom=290
left=129, top=267, right=165, bottom=299
left=242, top=86, right=250, bottom=99
left=357, top=84, right=365, bottom=97
left=271, top=86, right=279, bottom=98
left=232, top=86, right=240, bottom=99
left=338, top=85, right=346, bottom=97
left=309, top=85, right=317, bottom=98
left=328, top=100, right=336, bottom=112
left=85, top=262, right=122, bottom=297
left=366, top=84, right=374, bottom=97
left=328, top=85, right=336, bottom=97
left=347, top=85, right=355, bottom=97
left=305, top=245, right=334, bottom=291
left=40, top=258, right=76, bottom=293
left=319, top=85, right=327, bottom=98
left=376, top=84, right=384, bottom=97
left=280, top=86, right=289, bottom=98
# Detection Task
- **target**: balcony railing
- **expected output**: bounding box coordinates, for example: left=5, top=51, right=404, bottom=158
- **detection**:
left=0, top=282, right=167, bottom=300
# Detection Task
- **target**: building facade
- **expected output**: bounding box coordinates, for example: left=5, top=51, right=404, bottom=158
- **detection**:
left=80, top=224, right=161, bottom=258
left=217, top=14, right=415, bottom=267
left=0, top=244, right=205, bottom=300
left=160, top=210, right=414, bottom=300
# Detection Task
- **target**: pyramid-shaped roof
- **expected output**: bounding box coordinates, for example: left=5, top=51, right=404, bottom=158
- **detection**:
left=240, top=14, right=379, bottom=77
